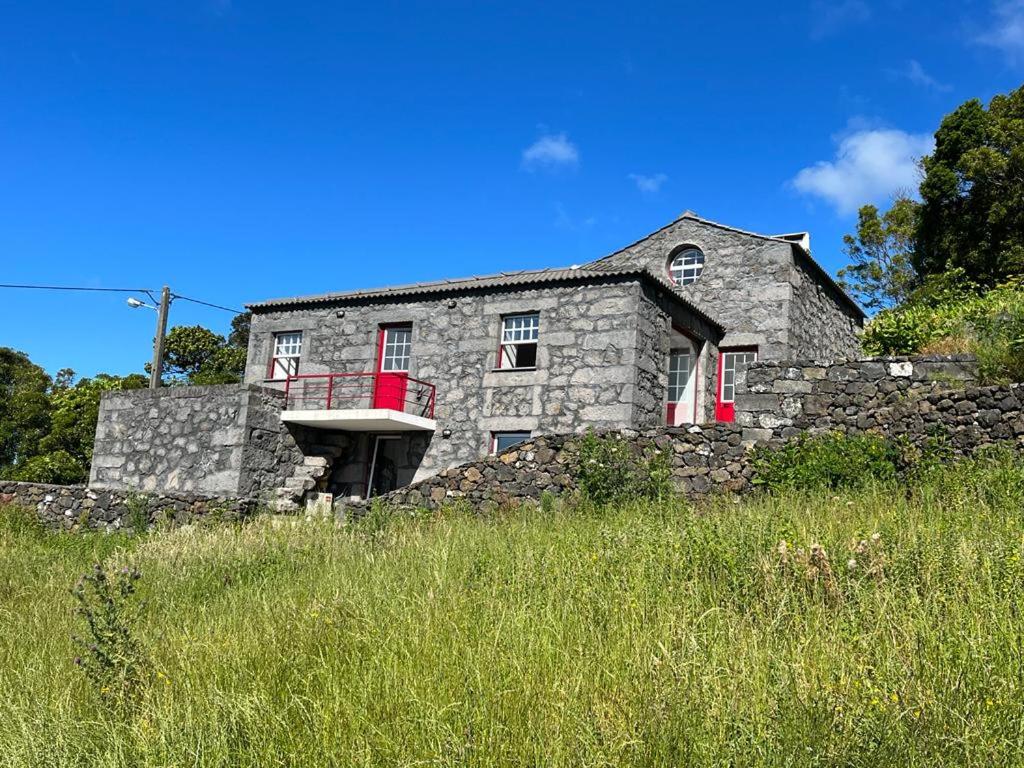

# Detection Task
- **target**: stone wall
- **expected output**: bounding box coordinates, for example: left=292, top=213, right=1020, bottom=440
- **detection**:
left=734, top=356, right=979, bottom=438
left=91, top=384, right=309, bottom=498
left=367, top=379, right=1024, bottom=513
left=0, top=481, right=258, bottom=532
left=787, top=251, right=862, bottom=361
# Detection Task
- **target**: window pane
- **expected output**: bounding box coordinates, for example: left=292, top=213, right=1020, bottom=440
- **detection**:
left=668, top=351, right=691, bottom=402
left=274, top=332, right=302, bottom=357
left=720, top=350, right=757, bottom=404
left=382, top=327, right=412, bottom=371
left=493, top=432, right=531, bottom=453
left=502, top=313, right=539, bottom=343
left=669, top=248, right=705, bottom=286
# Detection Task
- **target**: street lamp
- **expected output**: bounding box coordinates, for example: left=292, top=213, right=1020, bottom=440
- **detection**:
left=127, top=286, right=172, bottom=389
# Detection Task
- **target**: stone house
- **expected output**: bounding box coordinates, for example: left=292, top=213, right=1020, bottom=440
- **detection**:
left=238, top=212, right=864, bottom=500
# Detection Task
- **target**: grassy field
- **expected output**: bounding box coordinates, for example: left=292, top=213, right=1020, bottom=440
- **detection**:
left=2, top=455, right=1024, bottom=766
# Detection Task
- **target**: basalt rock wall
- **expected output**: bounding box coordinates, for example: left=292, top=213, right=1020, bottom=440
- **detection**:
left=0, top=481, right=258, bottom=532
left=367, top=377, right=1024, bottom=513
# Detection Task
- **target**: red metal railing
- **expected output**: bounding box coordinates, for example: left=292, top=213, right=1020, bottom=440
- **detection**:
left=283, top=372, right=437, bottom=419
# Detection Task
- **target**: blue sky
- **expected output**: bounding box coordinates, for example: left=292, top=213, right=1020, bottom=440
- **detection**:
left=1, top=0, right=1021, bottom=378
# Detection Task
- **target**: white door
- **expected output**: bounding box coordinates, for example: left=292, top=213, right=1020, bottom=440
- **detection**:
left=668, top=342, right=697, bottom=425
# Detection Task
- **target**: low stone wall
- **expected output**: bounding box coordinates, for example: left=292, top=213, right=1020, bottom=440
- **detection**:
left=0, top=481, right=258, bottom=532
left=367, top=381, right=1024, bottom=512
left=90, top=384, right=307, bottom=498
left=734, top=355, right=978, bottom=437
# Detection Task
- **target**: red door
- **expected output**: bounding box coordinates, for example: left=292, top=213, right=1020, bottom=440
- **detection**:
left=715, top=349, right=757, bottom=422
left=373, top=326, right=412, bottom=411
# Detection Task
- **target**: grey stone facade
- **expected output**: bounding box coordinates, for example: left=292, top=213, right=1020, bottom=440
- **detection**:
left=83, top=212, right=868, bottom=505
left=245, top=273, right=720, bottom=498
left=735, top=356, right=979, bottom=437
left=586, top=213, right=864, bottom=360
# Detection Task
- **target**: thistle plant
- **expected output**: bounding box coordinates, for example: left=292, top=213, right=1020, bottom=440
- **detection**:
left=71, top=564, right=150, bottom=715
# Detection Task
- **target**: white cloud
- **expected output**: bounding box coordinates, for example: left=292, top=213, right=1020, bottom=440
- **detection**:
left=891, top=59, right=952, bottom=92
left=791, top=126, right=933, bottom=215
left=521, top=133, right=579, bottom=171
left=976, top=1, right=1024, bottom=63
left=628, top=173, right=668, bottom=193
left=809, top=0, right=871, bottom=40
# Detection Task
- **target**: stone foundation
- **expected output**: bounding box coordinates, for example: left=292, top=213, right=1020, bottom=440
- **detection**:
left=0, top=481, right=258, bottom=532
left=364, top=380, right=1024, bottom=513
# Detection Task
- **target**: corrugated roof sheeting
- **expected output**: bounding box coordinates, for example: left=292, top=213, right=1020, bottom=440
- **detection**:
left=246, top=266, right=721, bottom=330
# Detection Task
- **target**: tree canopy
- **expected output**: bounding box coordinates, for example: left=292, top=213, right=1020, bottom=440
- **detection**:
left=837, top=196, right=918, bottom=311
left=914, top=85, right=1024, bottom=285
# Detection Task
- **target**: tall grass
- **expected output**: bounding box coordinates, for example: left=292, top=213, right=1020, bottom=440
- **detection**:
left=1, top=455, right=1024, bottom=766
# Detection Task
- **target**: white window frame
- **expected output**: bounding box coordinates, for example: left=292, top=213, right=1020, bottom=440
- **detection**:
left=380, top=326, right=412, bottom=372
left=491, top=431, right=532, bottom=454
left=720, top=349, right=757, bottom=404
left=668, top=248, right=706, bottom=286
left=498, top=312, right=540, bottom=370
left=269, top=331, right=302, bottom=379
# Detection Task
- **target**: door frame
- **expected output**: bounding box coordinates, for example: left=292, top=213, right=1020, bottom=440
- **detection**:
left=366, top=434, right=402, bottom=499
left=667, top=324, right=701, bottom=425
left=715, top=346, right=758, bottom=422
left=374, top=323, right=413, bottom=410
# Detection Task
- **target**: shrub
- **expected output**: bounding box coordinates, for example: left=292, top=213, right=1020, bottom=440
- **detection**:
left=863, top=271, right=1024, bottom=383
left=4, top=450, right=87, bottom=485
left=123, top=493, right=151, bottom=535
left=575, top=431, right=672, bottom=506
left=752, top=432, right=901, bottom=492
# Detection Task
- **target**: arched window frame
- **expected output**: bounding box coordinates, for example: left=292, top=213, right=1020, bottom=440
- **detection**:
left=667, top=246, right=706, bottom=286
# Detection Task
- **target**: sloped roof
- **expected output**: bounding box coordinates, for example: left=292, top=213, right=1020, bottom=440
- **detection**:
left=247, top=266, right=722, bottom=331
left=585, top=211, right=866, bottom=320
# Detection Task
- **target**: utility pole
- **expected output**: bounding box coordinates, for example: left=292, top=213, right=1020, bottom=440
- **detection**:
left=150, top=285, right=171, bottom=389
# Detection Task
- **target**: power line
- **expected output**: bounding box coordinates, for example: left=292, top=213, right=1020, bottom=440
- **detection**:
left=173, top=294, right=244, bottom=315
left=0, top=283, right=153, bottom=293
left=0, top=283, right=244, bottom=314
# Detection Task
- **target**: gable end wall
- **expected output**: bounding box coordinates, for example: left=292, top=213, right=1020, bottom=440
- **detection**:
left=787, top=250, right=863, bottom=361
left=589, top=218, right=794, bottom=358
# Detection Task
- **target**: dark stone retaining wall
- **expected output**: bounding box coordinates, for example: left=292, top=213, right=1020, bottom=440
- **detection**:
left=0, top=481, right=258, bottom=532
left=734, top=355, right=978, bottom=438
left=365, top=378, right=1024, bottom=513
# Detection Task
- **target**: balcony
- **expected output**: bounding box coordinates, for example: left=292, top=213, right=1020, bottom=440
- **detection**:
left=280, top=372, right=437, bottom=432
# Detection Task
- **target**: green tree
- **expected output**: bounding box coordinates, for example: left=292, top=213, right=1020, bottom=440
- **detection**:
left=191, top=347, right=248, bottom=385
left=155, top=313, right=250, bottom=385
left=915, top=85, right=1024, bottom=285
left=228, top=311, right=251, bottom=349
left=159, top=326, right=227, bottom=383
left=0, top=348, right=52, bottom=473
left=838, top=196, right=919, bottom=311
left=38, top=372, right=147, bottom=481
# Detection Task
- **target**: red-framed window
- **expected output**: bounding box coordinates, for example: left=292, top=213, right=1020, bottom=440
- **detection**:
left=268, top=331, right=302, bottom=379
left=497, top=312, right=539, bottom=370
left=715, top=347, right=757, bottom=422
